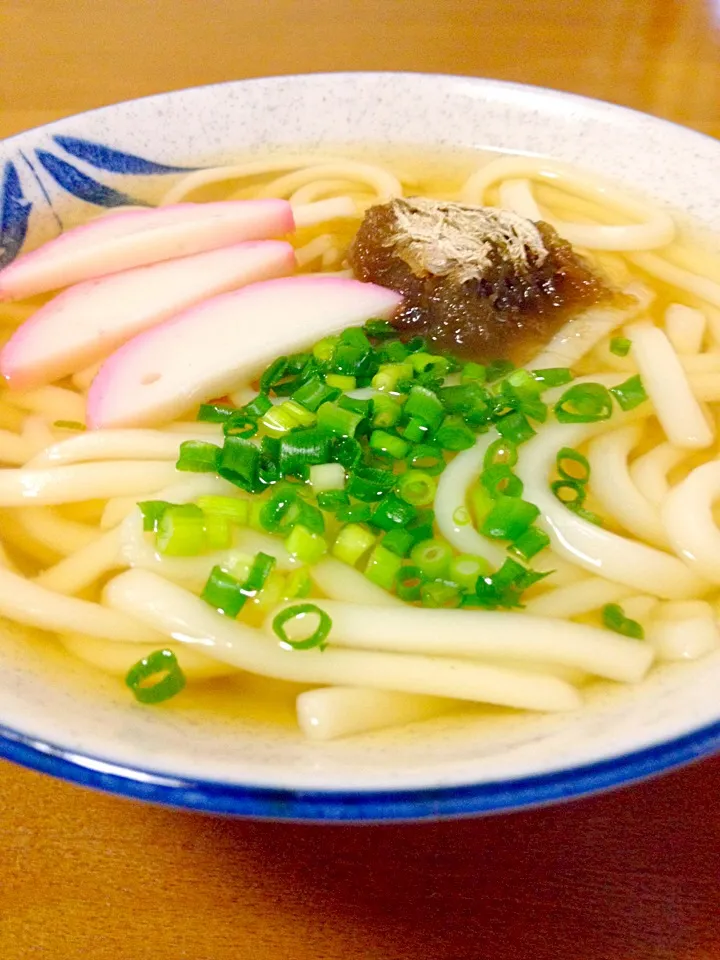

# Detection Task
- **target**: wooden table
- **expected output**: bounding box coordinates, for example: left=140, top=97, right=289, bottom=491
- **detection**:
left=1, top=1, right=720, bottom=957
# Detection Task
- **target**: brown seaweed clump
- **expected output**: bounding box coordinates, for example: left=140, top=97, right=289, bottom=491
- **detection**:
left=348, top=197, right=612, bottom=361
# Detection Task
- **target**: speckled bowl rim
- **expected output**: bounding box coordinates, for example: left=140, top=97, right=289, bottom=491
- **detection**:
left=2, top=72, right=720, bottom=821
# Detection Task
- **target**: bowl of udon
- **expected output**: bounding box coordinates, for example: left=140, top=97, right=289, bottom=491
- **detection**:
left=1, top=73, right=720, bottom=821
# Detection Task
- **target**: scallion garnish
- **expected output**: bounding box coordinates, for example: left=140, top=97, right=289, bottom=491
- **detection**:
left=370, top=493, right=418, bottom=531
left=609, top=337, right=632, bottom=357
left=316, top=400, right=364, bottom=438
left=407, top=444, right=445, bottom=475
left=156, top=504, right=206, bottom=556
left=404, top=385, right=445, bottom=429
left=217, top=437, right=261, bottom=492
left=448, top=554, right=491, bottom=590
left=554, top=383, right=613, bottom=423
left=409, top=538, right=452, bottom=579
left=138, top=500, right=172, bottom=532
left=556, top=447, right=590, bottom=483
left=201, top=566, right=246, bottom=616
left=551, top=479, right=587, bottom=507
left=285, top=524, right=327, bottom=564
left=531, top=367, right=573, bottom=388
left=364, top=544, right=403, bottom=590
left=420, top=579, right=462, bottom=608
left=382, top=528, right=415, bottom=557
left=486, top=359, right=515, bottom=382
left=435, top=416, right=476, bottom=451
left=495, top=411, right=536, bottom=445
left=243, top=394, right=273, bottom=418
left=197, top=402, right=235, bottom=423
left=223, top=412, right=259, bottom=438
left=602, top=603, right=645, bottom=639
left=176, top=440, right=220, bottom=473
left=396, top=470, right=437, bottom=507
left=610, top=375, right=648, bottom=411
left=125, top=649, right=186, bottom=704
left=53, top=419, right=86, bottom=431
left=508, top=526, right=551, bottom=561
left=272, top=603, right=332, bottom=650
left=480, top=496, right=540, bottom=541
left=483, top=438, right=518, bottom=470
left=480, top=464, right=524, bottom=499
left=370, top=429, right=410, bottom=460
left=346, top=464, right=396, bottom=502
left=332, top=523, right=376, bottom=565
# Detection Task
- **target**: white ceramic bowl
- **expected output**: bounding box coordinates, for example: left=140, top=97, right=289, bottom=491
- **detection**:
left=2, top=73, right=719, bottom=821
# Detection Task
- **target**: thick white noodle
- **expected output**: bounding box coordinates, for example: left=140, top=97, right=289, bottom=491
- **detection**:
left=16, top=507, right=100, bottom=555
left=516, top=418, right=707, bottom=599
left=296, top=687, right=455, bottom=740
left=294, top=234, right=336, bottom=268
left=0, top=461, right=178, bottom=507
left=665, top=304, right=706, bottom=354
left=310, top=558, right=403, bottom=606
left=434, top=430, right=506, bottom=564
left=27, top=428, right=222, bottom=469
left=5, top=386, right=85, bottom=424
left=586, top=424, right=669, bottom=548
left=647, top=601, right=720, bottom=661
left=291, top=197, right=358, bottom=227
left=34, top=527, right=122, bottom=595
left=61, top=633, right=238, bottom=679
left=257, top=161, right=402, bottom=201
left=627, top=321, right=713, bottom=449
left=524, top=577, right=634, bottom=619
left=0, top=565, right=164, bottom=642
left=289, top=179, right=357, bottom=204
left=628, top=442, right=689, bottom=507
left=158, top=154, right=379, bottom=205
left=71, top=362, right=102, bottom=392
left=631, top=252, right=720, bottom=308
left=530, top=284, right=651, bottom=370
left=264, top=599, right=653, bottom=683
left=662, top=461, right=720, bottom=582
left=105, top=570, right=582, bottom=711
left=463, top=160, right=675, bottom=250
left=0, top=430, right=34, bottom=465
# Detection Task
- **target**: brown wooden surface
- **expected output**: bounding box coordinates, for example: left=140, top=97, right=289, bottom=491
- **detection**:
left=1, top=1, right=720, bottom=957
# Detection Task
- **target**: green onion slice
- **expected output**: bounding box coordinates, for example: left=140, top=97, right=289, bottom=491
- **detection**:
left=556, top=447, right=590, bottom=483
left=555, top=383, right=613, bottom=423
left=602, top=603, right=645, bottom=640
left=272, top=603, right=332, bottom=650
left=125, top=649, right=186, bottom=704
left=610, top=375, right=648, bottom=412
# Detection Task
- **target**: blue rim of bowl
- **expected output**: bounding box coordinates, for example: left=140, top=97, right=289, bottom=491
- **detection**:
left=2, top=73, right=720, bottom=821
left=1, top=716, right=719, bottom=820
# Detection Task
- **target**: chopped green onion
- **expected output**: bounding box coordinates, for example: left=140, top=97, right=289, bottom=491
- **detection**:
left=420, top=579, right=462, bottom=608
left=217, top=437, right=261, bottom=492
left=278, top=427, right=331, bottom=478
left=332, top=523, right=376, bottom=565
left=469, top=483, right=494, bottom=525
left=317, top=490, right=350, bottom=512
left=346, top=464, right=396, bottom=502
left=555, top=383, right=613, bottom=423
left=556, top=447, right=590, bottom=483
left=53, top=419, right=86, bottom=431
left=382, top=528, right=414, bottom=557
left=203, top=513, right=232, bottom=550
left=438, top=381, right=489, bottom=417
left=461, top=362, right=487, bottom=383
left=372, top=361, right=414, bottom=392
left=330, top=436, right=362, bottom=470
left=138, top=500, right=171, bottom=532
left=330, top=342, right=371, bottom=377
left=291, top=377, right=340, bottom=412
left=449, top=554, right=491, bottom=590
left=410, top=352, right=448, bottom=376
left=285, top=567, right=313, bottom=599
left=364, top=318, right=396, bottom=338
left=508, top=526, right=551, bottom=562
left=223, top=413, right=258, bottom=439
left=336, top=503, right=373, bottom=523
left=243, top=551, right=277, bottom=597
left=195, top=495, right=249, bottom=526
left=480, top=496, right=540, bottom=540
left=370, top=429, right=409, bottom=460
left=316, top=400, right=363, bottom=438
left=272, top=603, right=332, bottom=650
left=472, top=558, right=549, bottom=610
left=480, top=464, right=524, bottom=499
left=125, top=649, right=186, bottom=704
left=396, top=470, right=437, bottom=507
left=435, top=416, right=476, bottom=451
left=156, top=504, right=206, bottom=556
left=364, top=544, right=403, bottom=590
left=410, top=538, right=452, bottom=579
left=370, top=492, right=418, bottom=531
left=309, top=462, right=345, bottom=492
left=486, top=359, right=515, bottom=382
left=610, top=375, right=648, bottom=412
left=602, top=603, right=645, bottom=640
left=504, top=368, right=544, bottom=401
left=551, top=480, right=586, bottom=507
left=313, top=336, right=339, bottom=363
left=372, top=393, right=401, bottom=429
left=261, top=400, right=315, bottom=436
left=378, top=340, right=410, bottom=363
left=610, top=337, right=632, bottom=358
left=260, top=356, right=290, bottom=394
left=531, top=367, right=573, bottom=388
left=201, top=566, right=246, bottom=616
left=406, top=509, right=436, bottom=545
left=404, top=385, right=445, bottom=429
left=495, top=411, right=536, bottom=445
left=285, top=524, right=328, bottom=564
left=326, top=373, right=357, bottom=391
left=407, top=444, right=445, bottom=475
left=403, top=417, right=433, bottom=444
left=197, top=402, right=235, bottom=423
left=483, top=439, right=518, bottom=470
left=396, top=564, right=423, bottom=601
left=337, top=394, right=372, bottom=418
left=176, top=440, right=219, bottom=473
left=573, top=505, right=605, bottom=526
left=243, top=394, right=273, bottom=418
left=405, top=335, right=427, bottom=353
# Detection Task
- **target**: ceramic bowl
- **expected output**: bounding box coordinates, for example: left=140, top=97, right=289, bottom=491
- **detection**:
left=2, top=73, right=719, bottom=821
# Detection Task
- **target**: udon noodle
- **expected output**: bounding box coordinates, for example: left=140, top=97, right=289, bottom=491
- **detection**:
left=1, top=147, right=719, bottom=741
